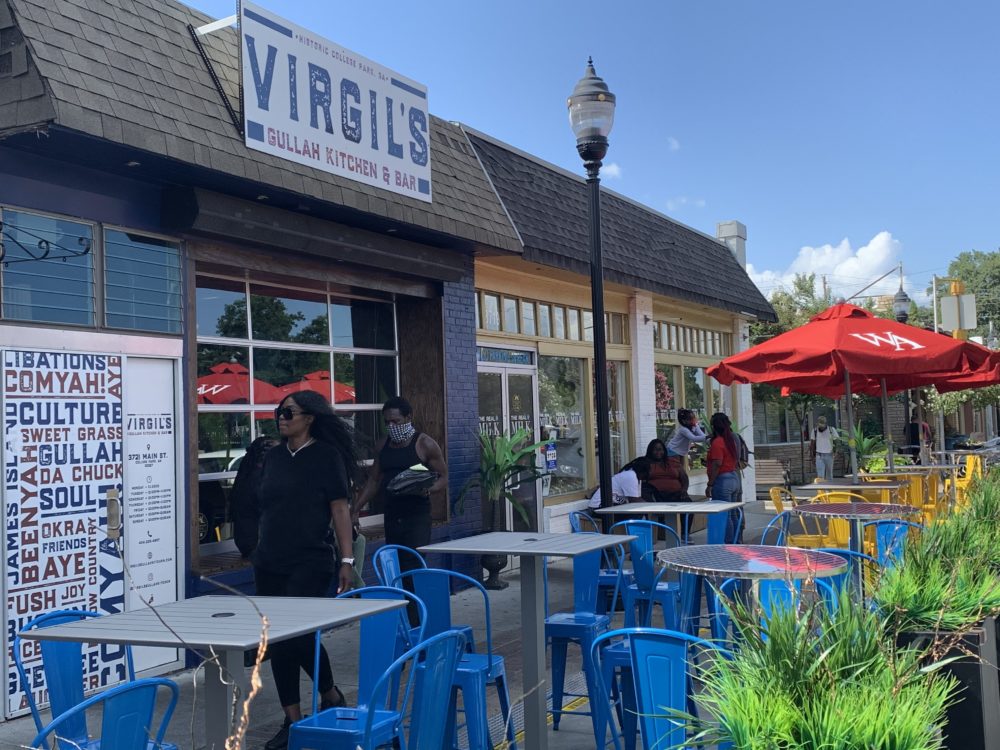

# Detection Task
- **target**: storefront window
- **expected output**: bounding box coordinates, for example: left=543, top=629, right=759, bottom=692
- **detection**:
left=552, top=306, right=566, bottom=339
left=196, top=277, right=246, bottom=337
left=538, top=304, right=552, bottom=337
left=482, top=293, right=501, bottom=331
left=608, top=361, right=630, bottom=470
left=196, top=276, right=398, bottom=544
left=330, top=298, right=396, bottom=349
left=582, top=311, right=594, bottom=342
left=1, top=209, right=94, bottom=325
left=521, top=301, right=536, bottom=336
left=683, top=366, right=707, bottom=469
left=503, top=297, right=518, bottom=332
left=104, top=230, right=182, bottom=333
left=539, top=356, right=587, bottom=497
left=655, top=364, right=677, bottom=443
left=567, top=309, right=580, bottom=341
left=251, top=287, right=328, bottom=343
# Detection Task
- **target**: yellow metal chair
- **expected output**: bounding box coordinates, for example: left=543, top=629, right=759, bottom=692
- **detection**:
left=857, top=474, right=898, bottom=504
left=812, top=491, right=869, bottom=549
left=949, top=454, right=984, bottom=507
left=769, top=487, right=826, bottom=548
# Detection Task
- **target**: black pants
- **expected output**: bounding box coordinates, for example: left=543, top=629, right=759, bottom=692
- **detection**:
left=384, top=499, right=431, bottom=623
left=254, top=566, right=335, bottom=707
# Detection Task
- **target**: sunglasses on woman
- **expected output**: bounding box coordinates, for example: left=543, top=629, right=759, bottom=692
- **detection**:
left=274, top=406, right=307, bottom=421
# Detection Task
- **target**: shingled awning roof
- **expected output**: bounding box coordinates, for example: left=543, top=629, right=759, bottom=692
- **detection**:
left=464, top=129, right=776, bottom=322
left=0, top=0, right=521, bottom=256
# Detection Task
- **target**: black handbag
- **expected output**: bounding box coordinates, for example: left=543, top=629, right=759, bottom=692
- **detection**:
left=386, top=466, right=439, bottom=496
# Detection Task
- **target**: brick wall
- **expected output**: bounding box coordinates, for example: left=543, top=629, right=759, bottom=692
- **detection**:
left=436, top=259, right=482, bottom=579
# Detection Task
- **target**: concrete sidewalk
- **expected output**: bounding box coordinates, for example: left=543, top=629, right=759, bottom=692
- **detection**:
left=0, top=501, right=773, bottom=750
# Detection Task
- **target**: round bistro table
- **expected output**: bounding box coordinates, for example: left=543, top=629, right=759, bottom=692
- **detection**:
left=792, top=502, right=920, bottom=592
left=657, top=544, right=848, bottom=635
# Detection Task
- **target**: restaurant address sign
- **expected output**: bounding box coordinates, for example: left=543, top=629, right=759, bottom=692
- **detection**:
left=240, top=1, right=432, bottom=202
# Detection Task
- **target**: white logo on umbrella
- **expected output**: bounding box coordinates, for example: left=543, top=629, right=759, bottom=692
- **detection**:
left=848, top=332, right=925, bottom=351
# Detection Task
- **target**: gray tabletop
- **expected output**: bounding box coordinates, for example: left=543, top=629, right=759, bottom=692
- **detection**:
left=19, top=596, right=405, bottom=650
left=593, top=501, right=742, bottom=516
left=795, top=479, right=903, bottom=492
left=867, top=465, right=962, bottom=473
left=657, top=544, right=848, bottom=580
left=421, top=531, right=632, bottom=557
left=792, top=502, right=920, bottom=521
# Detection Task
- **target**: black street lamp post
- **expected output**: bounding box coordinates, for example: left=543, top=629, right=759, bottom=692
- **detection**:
left=568, top=58, right=616, bottom=522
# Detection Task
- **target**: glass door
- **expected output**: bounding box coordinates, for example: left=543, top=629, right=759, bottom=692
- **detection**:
left=477, top=364, right=541, bottom=536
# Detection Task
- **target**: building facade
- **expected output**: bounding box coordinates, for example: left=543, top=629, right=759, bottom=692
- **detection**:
left=0, top=0, right=521, bottom=715
left=463, top=130, right=775, bottom=529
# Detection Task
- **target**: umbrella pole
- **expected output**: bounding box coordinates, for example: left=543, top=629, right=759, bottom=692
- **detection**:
left=845, top=372, right=859, bottom=483
left=881, top=378, right=895, bottom=472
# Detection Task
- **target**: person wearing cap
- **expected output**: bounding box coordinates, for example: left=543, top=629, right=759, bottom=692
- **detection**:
left=809, top=416, right=839, bottom=480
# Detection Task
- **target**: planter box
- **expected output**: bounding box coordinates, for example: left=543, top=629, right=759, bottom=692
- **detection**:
left=899, top=617, right=1000, bottom=750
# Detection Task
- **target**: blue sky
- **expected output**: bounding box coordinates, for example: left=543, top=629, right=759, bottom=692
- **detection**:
left=189, top=0, right=998, bottom=304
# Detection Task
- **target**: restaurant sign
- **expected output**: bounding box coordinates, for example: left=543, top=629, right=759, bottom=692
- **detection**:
left=240, top=1, right=432, bottom=202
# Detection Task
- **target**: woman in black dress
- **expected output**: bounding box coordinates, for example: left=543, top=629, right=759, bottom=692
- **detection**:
left=253, top=390, right=357, bottom=750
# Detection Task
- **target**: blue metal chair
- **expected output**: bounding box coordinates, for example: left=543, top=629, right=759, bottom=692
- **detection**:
left=544, top=549, right=617, bottom=735
left=711, top=577, right=836, bottom=645
left=570, top=515, right=631, bottom=614
left=30, top=677, right=178, bottom=750
left=289, top=630, right=467, bottom=750
left=816, top=547, right=880, bottom=605
left=377, top=545, right=475, bottom=652
left=15, top=610, right=133, bottom=747
left=569, top=510, right=601, bottom=533
left=592, top=627, right=730, bottom=750
left=14, top=609, right=179, bottom=750
left=707, top=505, right=745, bottom=544
left=863, top=520, right=923, bottom=570
left=610, top=520, right=681, bottom=629
left=372, top=543, right=428, bottom=587
left=760, top=511, right=792, bottom=546
left=394, top=568, right=516, bottom=750
left=329, top=586, right=427, bottom=715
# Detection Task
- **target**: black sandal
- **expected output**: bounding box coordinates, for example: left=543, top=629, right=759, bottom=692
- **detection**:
left=320, top=685, right=346, bottom=711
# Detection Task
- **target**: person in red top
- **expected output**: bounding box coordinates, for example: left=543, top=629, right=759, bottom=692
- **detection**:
left=642, top=439, right=690, bottom=502
left=705, top=412, right=743, bottom=542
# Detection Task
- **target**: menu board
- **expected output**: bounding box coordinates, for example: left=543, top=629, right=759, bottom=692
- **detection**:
left=123, top=357, right=178, bottom=673
left=3, top=350, right=127, bottom=715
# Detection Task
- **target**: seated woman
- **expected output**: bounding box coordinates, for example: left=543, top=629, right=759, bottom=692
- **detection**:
left=643, top=438, right=692, bottom=502
left=588, top=457, right=651, bottom=508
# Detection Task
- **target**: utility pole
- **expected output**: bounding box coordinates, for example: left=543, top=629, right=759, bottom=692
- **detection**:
left=932, top=276, right=947, bottom=452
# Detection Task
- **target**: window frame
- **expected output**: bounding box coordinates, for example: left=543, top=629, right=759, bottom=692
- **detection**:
left=195, top=273, right=400, bottom=543
left=0, top=205, right=184, bottom=335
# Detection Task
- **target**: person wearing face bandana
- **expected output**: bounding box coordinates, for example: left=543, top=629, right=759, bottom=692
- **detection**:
left=354, top=396, right=448, bottom=573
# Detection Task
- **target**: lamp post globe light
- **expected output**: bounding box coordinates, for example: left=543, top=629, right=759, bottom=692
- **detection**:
left=893, top=283, right=911, bottom=324
left=568, top=58, right=616, bottom=517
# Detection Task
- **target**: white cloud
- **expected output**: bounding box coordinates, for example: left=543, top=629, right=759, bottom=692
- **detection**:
left=602, top=162, right=622, bottom=179
left=666, top=195, right=706, bottom=212
left=747, top=231, right=925, bottom=304
left=667, top=136, right=680, bottom=152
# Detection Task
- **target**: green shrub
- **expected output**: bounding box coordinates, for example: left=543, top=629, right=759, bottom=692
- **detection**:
left=685, top=589, right=956, bottom=750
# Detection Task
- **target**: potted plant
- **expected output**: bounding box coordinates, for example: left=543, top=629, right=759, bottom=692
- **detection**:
left=684, top=585, right=957, bottom=749
left=873, top=474, right=1000, bottom=749
left=455, top=428, right=546, bottom=589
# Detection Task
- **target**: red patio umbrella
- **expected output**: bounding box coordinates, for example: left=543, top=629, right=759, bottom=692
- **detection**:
left=708, top=303, right=996, bottom=474
left=197, top=362, right=284, bottom=405
left=278, top=370, right=357, bottom=404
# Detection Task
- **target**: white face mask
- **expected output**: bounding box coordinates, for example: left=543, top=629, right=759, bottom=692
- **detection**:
left=388, top=421, right=415, bottom=444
